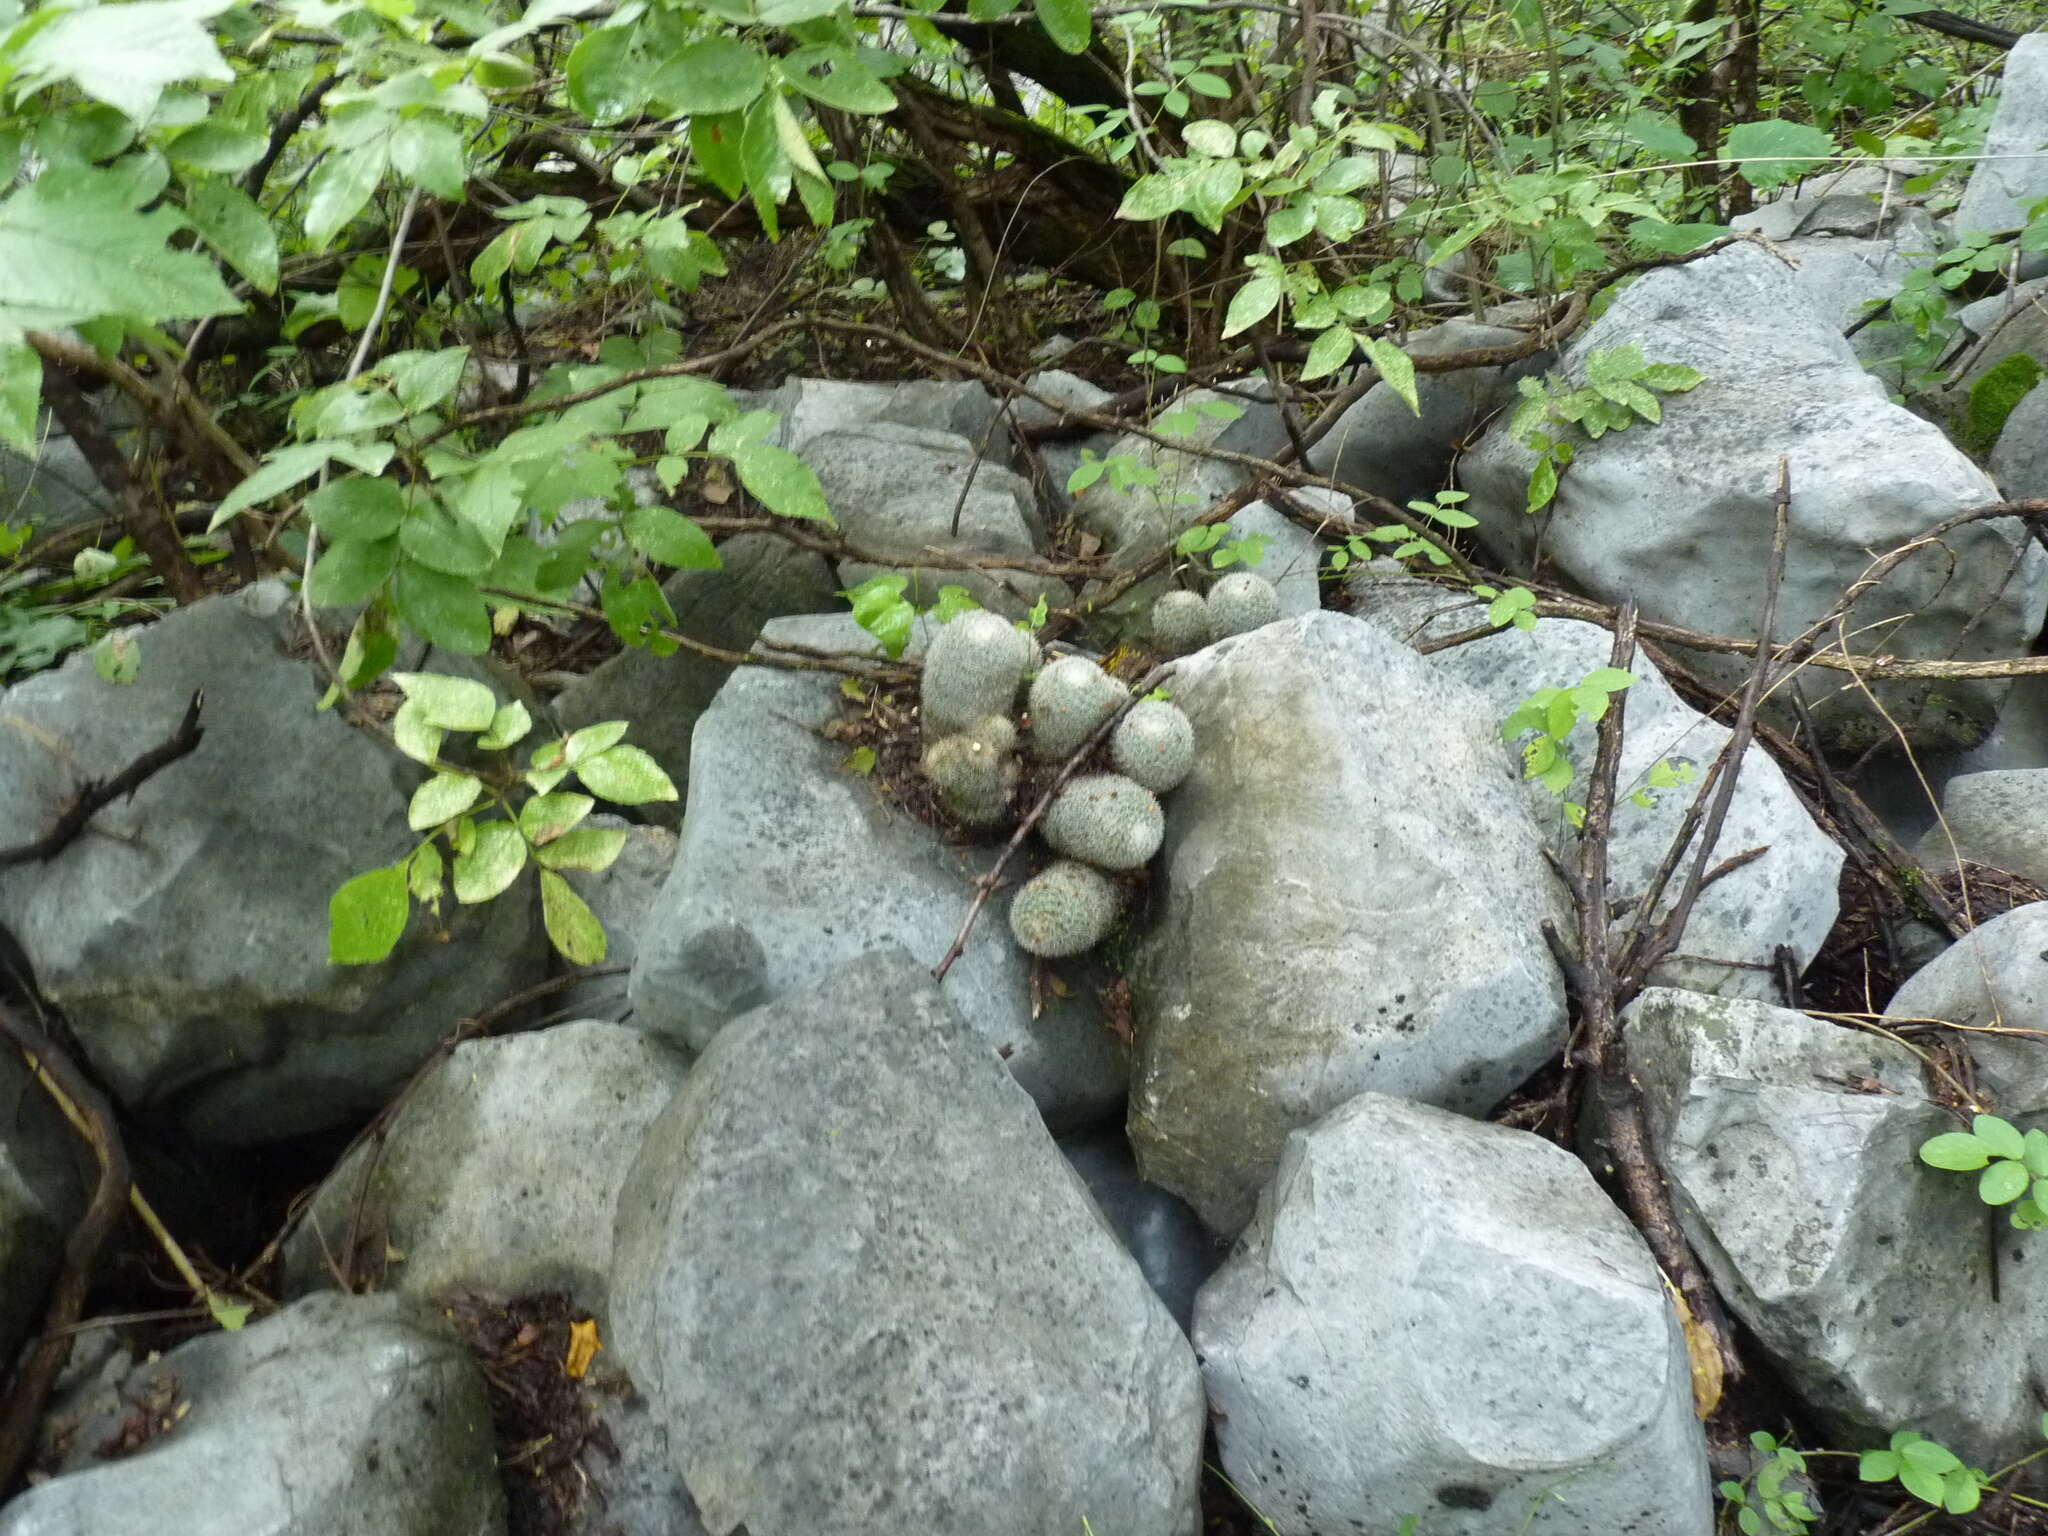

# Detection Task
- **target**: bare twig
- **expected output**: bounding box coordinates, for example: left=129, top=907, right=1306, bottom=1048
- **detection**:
left=0, top=692, right=206, bottom=869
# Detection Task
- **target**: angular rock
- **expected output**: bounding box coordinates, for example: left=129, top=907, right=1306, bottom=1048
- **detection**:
left=1887, top=902, right=2048, bottom=1106
left=1732, top=198, right=1940, bottom=370
left=1460, top=241, right=2047, bottom=751
left=282, top=1020, right=689, bottom=1310
left=1129, top=612, right=1570, bottom=1233
left=556, top=818, right=677, bottom=1020
left=754, top=376, right=1009, bottom=460
left=0, top=583, right=543, bottom=1143
left=1915, top=770, right=2048, bottom=888
left=1013, top=369, right=1117, bottom=517
left=1308, top=317, right=1552, bottom=510
left=0, top=1292, right=503, bottom=1536
left=628, top=614, right=1124, bottom=1130
left=0, top=1047, right=86, bottom=1369
left=1060, top=1127, right=1223, bottom=1333
left=1954, top=34, right=2048, bottom=264
left=1626, top=987, right=2048, bottom=1462
left=1991, top=379, right=2048, bottom=498
left=1223, top=495, right=1330, bottom=617
left=1353, top=566, right=1843, bottom=1000
left=610, top=948, right=1205, bottom=1536
left=1197, top=1095, right=1713, bottom=1535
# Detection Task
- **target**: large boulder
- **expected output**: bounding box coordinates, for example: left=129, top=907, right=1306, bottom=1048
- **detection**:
left=1129, top=611, right=1570, bottom=1233
left=1731, top=196, right=1941, bottom=372
left=1353, top=566, right=1843, bottom=1001
left=1915, top=770, right=2048, bottom=888
left=1197, top=1095, right=1714, bottom=1535
left=610, top=947, right=1205, bottom=1536
left=753, top=375, right=1010, bottom=459
left=0, top=1292, right=504, bottom=1536
left=0, top=583, right=542, bottom=1143
left=0, top=1046, right=86, bottom=1370
left=1626, top=987, right=2048, bottom=1463
left=1887, top=902, right=2048, bottom=1105
left=1460, top=241, right=2046, bottom=752
left=628, top=614, right=1125, bottom=1130
left=282, top=1020, right=690, bottom=1310
left=1953, top=33, right=2048, bottom=266
left=552, top=533, right=840, bottom=825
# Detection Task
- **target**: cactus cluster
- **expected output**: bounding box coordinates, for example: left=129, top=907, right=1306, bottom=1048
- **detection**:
left=1148, top=571, right=1282, bottom=655
left=1009, top=860, right=1120, bottom=958
left=921, top=610, right=1035, bottom=736
left=1026, top=657, right=1129, bottom=761
left=921, top=715, right=1019, bottom=826
left=1040, top=773, right=1164, bottom=871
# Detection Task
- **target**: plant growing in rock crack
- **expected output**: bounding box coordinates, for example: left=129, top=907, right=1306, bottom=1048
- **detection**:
left=1509, top=345, right=1706, bottom=512
left=329, top=671, right=677, bottom=967
left=1174, top=524, right=1268, bottom=571
left=1500, top=667, right=1697, bottom=826
left=842, top=574, right=985, bottom=659
left=1919, top=1113, right=2048, bottom=1229
left=1324, top=489, right=1474, bottom=573
left=1858, top=1430, right=1993, bottom=1515
left=1719, top=1432, right=1818, bottom=1533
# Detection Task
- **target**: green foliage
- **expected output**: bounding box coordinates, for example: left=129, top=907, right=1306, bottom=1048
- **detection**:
left=1501, top=665, right=1634, bottom=825
left=1919, top=1113, right=2048, bottom=1230
left=1175, top=524, right=1268, bottom=570
left=1960, top=353, right=2043, bottom=460
left=1325, top=490, right=1471, bottom=572
left=328, top=672, right=675, bottom=967
left=1858, top=1430, right=1989, bottom=1514
left=1717, top=1432, right=1817, bottom=1534
left=1510, top=345, right=1706, bottom=512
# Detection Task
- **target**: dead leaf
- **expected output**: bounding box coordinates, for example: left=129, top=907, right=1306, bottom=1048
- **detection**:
left=701, top=481, right=732, bottom=505
left=565, top=1317, right=602, bottom=1379
left=1664, top=1276, right=1723, bottom=1418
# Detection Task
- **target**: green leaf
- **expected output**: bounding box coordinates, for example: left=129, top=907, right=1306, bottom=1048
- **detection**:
left=0, top=165, right=239, bottom=334
left=307, top=533, right=400, bottom=607
left=520, top=791, right=595, bottom=844
left=392, top=672, right=497, bottom=730
left=452, top=820, right=528, bottom=903
left=566, top=25, right=651, bottom=125
left=478, top=701, right=533, bottom=750
left=731, top=440, right=832, bottom=522
left=540, top=869, right=607, bottom=964
left=1723, top=119, right=1837, bottom=189
left=653, top=37, right=769, bottom=115
left=182, top=179, right=278, bottom=293
left=1527, top=456, right=1559, bottom=512
left=92, top=630, right=141, bottom=683
left=1300, top=325, right=1355, bottom=382
left=380, top=347, right=471, bottom=413
left=740, top=93, right=790, bottom=240
left=1033, top=0, right=1090, bottom=53
left=1973, top=1113, right=2025, bottom=1161
left=392, top=700, right=444, bottom=766
left=534, top=825, right=629, bottom=872
left=306, top=477, right=405, bottom=542
left=395, top=561, right=492, bottom=654
left=165, top=122, right=266, bottom=174
left=408, top=771, right=484, bottom=830
left=781, top=46, right=894, bottom=114
left=1182, top=119, right=1236, bottom=158
left=692, top=113, right=747, bottom=202
left=623, top=505, right=721, bottom=569
left=929, top=585, right=980, bottom=623
left=575, top=744, right=679, bottom=804
left=400, top=502, right=495, bottom=577
left=1266, top=202, right=1315, bottom=247
left=1361, top=336, right=1418, bottom=416
left=390, top=118, right=468, bottom=201
left=17, top=0, right=233, bottom=124
left=1859, top=1449, right=1899, bottom=1482
left=1580, top=667, right=1635, bottom=693
left=564, top=721, right=631, bottom=764
left=206, top=1291, right=253, bottom=1330
left=304, top=146, right=389, bottom=249
left=1222, top=275, right=1282, bottom=339
left=0, top=343, right=39, bottom=455
left=329, top=863, right=409, bottom=965
left=1981, top=1158, right=2030, bottom=1205
left=1920, top=1132, right=1992, bottom=1170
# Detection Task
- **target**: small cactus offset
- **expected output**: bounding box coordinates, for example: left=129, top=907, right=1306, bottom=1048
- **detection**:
left=1041, top=773, right=1164, bottom=871
left=1205, top=571, right=1280, bottom=640
left=1027, top=657, right=1130, bottom=762
left=922, top=610, right=1035, bottom=738
left=1111, top=698, right=1196, bottom=793
left=1150, top=590, right=1210, bottom=658
left=1009, top=860, right=1121, bottom=957
left=921, top=715, right=1019, bottom=826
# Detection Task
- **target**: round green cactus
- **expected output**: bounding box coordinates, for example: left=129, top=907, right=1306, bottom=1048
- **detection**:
left=1110, top=698, right=1195, bottom=793
left=1026, top=656, right=1130, bottom=762
left=1150, top=590, right=1210, bottom=657
left=921, top=715, right=1018, bottom=825
left=1041, top=773, right=1163, bottom=871
left=922, top=610, right=1035, bottom=738
left=1205, top=571, right=1281, bottom=639
left=1009, top=859, right=1120, bottom=958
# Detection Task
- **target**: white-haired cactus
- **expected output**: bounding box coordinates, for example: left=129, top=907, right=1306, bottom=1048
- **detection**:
left=921, top=715, right=1018, bottom=826
left=1009, top=860, right=1120, bottom=958
left=921, top=610, right=1034, bottom=738
left=1027, top=656, right=1129, bottom=762
left=1041, top=773, right=1163, bottom=871
left=1205, top=571, right=1280, bottom=639
left=1150, top=590, right=1210, bottom=657
left=1110, top=698, right=1195, bottom=793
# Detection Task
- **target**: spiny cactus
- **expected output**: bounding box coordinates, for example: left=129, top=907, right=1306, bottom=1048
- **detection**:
left=1205, top=571, right=1280, bottom=640
left=1111, top=698, right=1195, bottom=793
left=1027, top=656, right=1129, bottom=762
left=921, top=610, right=1034, bottom=738
left=1150, top=590, right=1210, bottom=657
left=921, top=715, right=1018, bottom=825
left=1041, top=773, right=1163, bottom=871
left=1009, top=860, right=1121, bottom=958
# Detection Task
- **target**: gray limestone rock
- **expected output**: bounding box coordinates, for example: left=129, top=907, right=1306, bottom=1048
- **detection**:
left=1991, top=379, right=2048, bottom=499
left=0, top=1046, right=86, bottom=1370
left=1954, top=34, right=2048, bottom=272
left=1129, top=611, right=1570, bottom=1233
left=628, top=614, right=1125, bottom=1130
left=552, top=532, right=840, bottom=825
left=1460, top=241, right=2047, bottom=752
left=0, top=1292, right=504, bottom=1536
left=281, top=1020, right=690, bottom=1311
left=1887, top=902, right=2048, bottom=1108
left=1626, top=987, right=2048, bottom=1463
left=1197, top=1095, right=1714, bottom=1535
left=557, top=818, right=679, bottom=1020
left=0, top=583, right=543, bottom=1144
left=1222, top=494, right=1330, bottom=617
left=1916, top=769, right=2048, bottom=889
left=1353, top=567, right=1843, bottom=1001
left=755, top=376, right=1009, bottom=460
left=609, top=947, right=1205, bottom=1536
left=1730, top=200, right=1941, bottom=371
left=1059, top=1127, right=1222, bottom=1334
